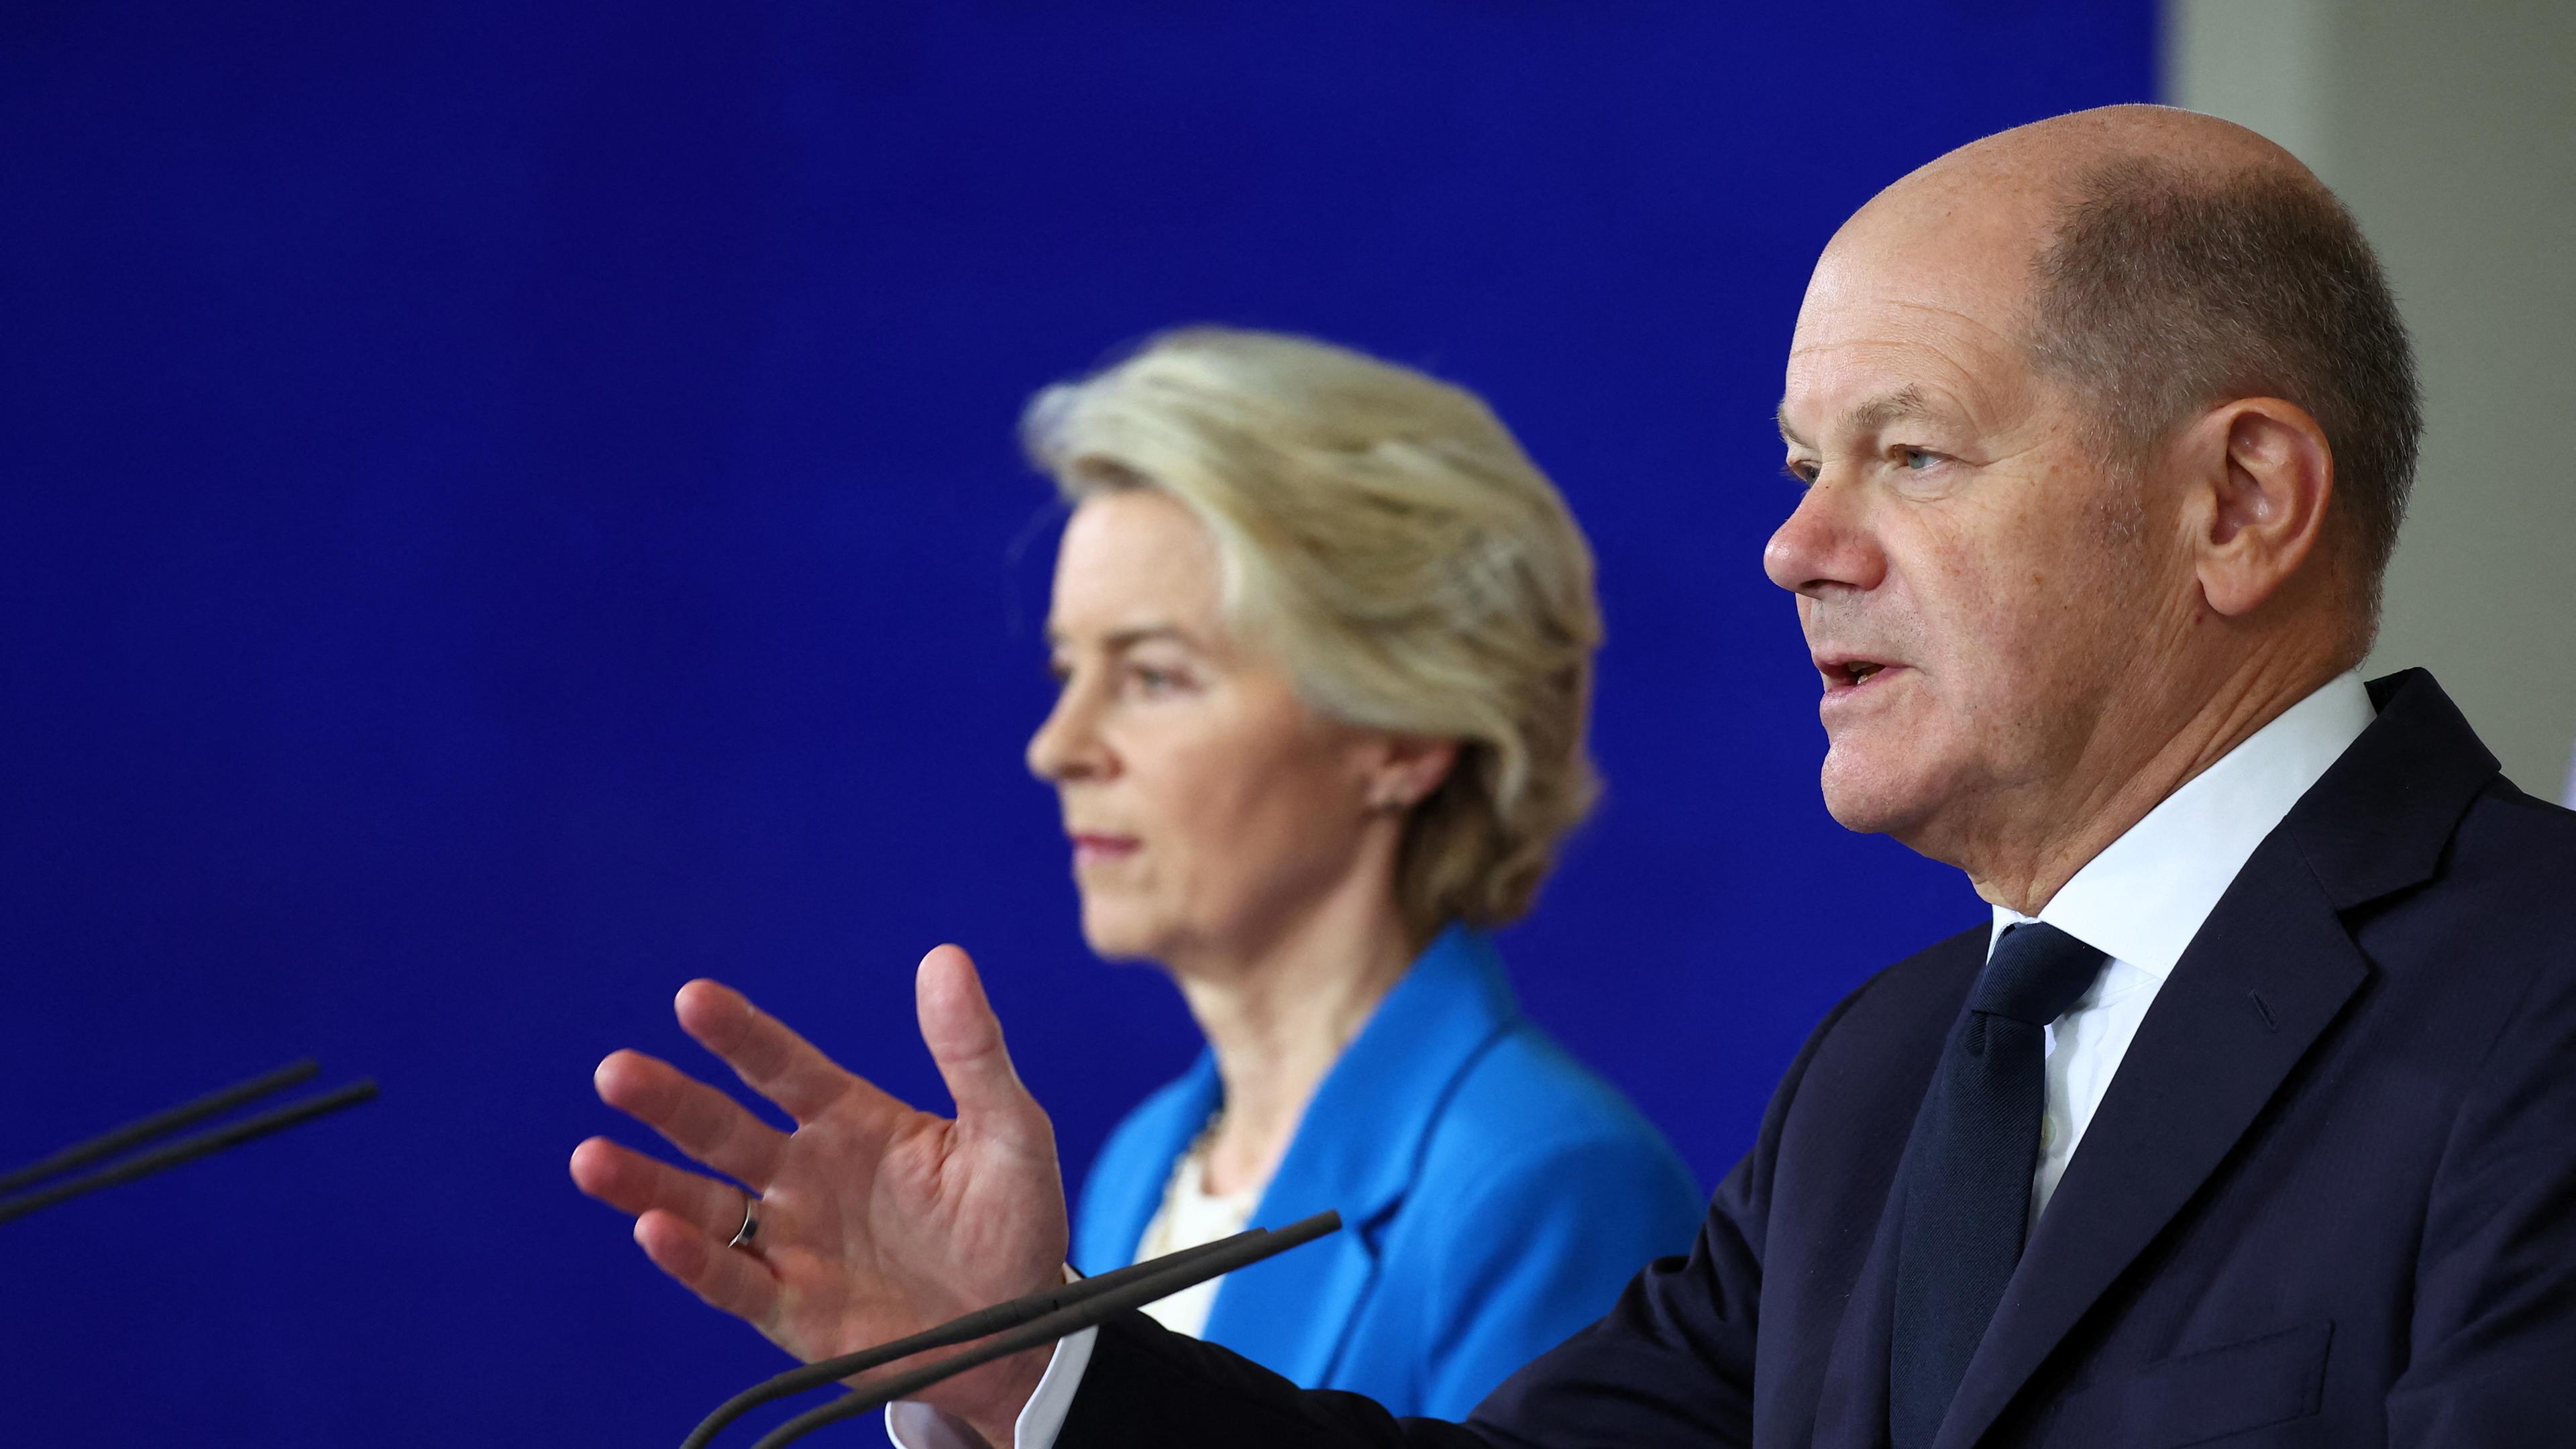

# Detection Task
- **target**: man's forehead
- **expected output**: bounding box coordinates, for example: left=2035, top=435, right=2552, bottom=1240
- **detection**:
left=1799, top=234, right=2031, bottom=339
left=1780, top=252, right=2039, bottom=433
left=1776, top=311, right=2029, bottom=441
left=1803, top=167, right=2050, bottom=323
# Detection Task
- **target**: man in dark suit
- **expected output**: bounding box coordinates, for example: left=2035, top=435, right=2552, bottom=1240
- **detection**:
left=572, top=105, right=2576, bottom=1448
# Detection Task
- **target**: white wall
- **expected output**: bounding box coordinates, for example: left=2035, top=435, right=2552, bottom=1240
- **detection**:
left=2167, top=0, right=2576, bottom=800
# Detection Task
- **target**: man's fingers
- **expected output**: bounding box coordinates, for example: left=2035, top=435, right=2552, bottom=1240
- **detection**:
left=674, top=979, right=894, bottom=1126
left=570, top=1136, right=751, bottom=1240
left=573, top=1141, right=785, bottom=1329
left=591, top=1049, right=790, bottom=1189
left=916, top=945, right=1052, bottom=1156
left=633, top=1208, right=784, bottom=1328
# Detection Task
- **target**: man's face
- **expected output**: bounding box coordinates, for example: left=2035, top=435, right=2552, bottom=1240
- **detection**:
left=1767, top=215, right=2188, bottom=864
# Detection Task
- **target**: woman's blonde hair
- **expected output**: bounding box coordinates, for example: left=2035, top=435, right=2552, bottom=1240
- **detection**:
left=1021, top=327, right=1603, bottom=943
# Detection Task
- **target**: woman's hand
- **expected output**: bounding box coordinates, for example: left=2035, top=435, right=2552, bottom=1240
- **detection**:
left=570, top=945, right=1066, bottom=1442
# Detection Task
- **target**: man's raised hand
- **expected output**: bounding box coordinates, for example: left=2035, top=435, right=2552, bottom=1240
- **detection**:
left=569, top=945, right=1067, bottom=1440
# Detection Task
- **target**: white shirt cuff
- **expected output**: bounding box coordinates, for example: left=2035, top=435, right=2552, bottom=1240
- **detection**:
left=882, top=1326, right=1097, bottom=1449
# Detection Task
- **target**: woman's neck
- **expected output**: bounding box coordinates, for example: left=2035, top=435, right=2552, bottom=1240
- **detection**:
left=1169, top=873, right=1421, bottom=1197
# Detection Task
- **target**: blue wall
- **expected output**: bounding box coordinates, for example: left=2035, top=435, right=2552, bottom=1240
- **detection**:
left=0, top=3, right=2151, bottom=1443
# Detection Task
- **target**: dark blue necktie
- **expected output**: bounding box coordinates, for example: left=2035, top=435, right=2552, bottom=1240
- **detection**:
left=1888, top=921, right=2108, bottom=1449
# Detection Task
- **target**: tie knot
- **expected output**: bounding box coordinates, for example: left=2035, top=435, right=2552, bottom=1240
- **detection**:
left=1972, top=922, right=2106, bottom=1026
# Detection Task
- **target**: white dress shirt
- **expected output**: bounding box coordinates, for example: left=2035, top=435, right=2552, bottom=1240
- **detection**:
left=1994, top=671, right=2375, bottom=1226
left=883, top=1293, right=1097, bottom=1449
left=895, top=672, right=2379, bottom=1448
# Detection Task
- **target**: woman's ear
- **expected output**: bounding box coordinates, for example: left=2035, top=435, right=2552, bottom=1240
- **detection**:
left=1364, top=735, right=1460, bottom=811
left=2187, top=396, right=2337, bottom=619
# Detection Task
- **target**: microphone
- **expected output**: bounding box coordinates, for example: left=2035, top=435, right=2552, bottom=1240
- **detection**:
left=679, top=1230, right=1259, bottom=1449
left=686, top=1209, right=1342, bottom=1449
left=0, top=1059, right=379, bottom=1226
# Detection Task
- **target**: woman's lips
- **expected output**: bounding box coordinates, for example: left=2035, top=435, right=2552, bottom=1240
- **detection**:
left=1070, top=833, right=1140, bottom=868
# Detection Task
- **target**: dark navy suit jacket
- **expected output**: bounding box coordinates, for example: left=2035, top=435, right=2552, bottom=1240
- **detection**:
left=1056, top=671, right=2576, bottom=1448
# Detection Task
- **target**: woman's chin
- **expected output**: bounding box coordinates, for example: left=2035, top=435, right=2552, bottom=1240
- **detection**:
left=1077, top=906, right=1169, bottom=965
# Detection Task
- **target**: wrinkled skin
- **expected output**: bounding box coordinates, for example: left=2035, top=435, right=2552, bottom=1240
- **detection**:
left=570, top=951, right=1061, bottom=1443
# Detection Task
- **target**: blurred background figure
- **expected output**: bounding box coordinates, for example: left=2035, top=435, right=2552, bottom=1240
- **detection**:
left=1020, top=329, right=1701, bottom=1415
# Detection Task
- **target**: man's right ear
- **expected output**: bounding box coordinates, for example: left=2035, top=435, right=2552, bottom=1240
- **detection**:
left=2184, top=396, right=2337, bottom=621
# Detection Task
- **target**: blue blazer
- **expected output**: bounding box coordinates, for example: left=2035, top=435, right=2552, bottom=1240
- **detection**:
left=1072, top=924, right=1704, bottom=1420
left=1055, top=669, right=2576, bottom=1446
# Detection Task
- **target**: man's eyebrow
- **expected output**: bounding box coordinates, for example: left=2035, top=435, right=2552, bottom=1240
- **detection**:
left=1778, top=385, right=1941, bottom=449
left=1849, top=386, right=1939, bottom=435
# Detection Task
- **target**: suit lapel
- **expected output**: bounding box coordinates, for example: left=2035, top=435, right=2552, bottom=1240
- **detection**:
left=1073, top=1056, right=1220, bottom=1275
left=1809, top=930, right=1991, bottom=1449
left=1201, top=926, right=1522, bottom=1386
left=1809, top=1160, right=1909, bottom=1449
left=1931, top=837, right=2369, bottom=1449
left=1932, top=669, right=2496, bottom=1446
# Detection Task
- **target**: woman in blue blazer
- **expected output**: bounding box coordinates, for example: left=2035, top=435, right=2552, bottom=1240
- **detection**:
left=575, top=327, right=1701, bottom=1431
left=1075, top=922, right=1703, bottom=1417
left=1021, top=329, right=1703, bottom=1419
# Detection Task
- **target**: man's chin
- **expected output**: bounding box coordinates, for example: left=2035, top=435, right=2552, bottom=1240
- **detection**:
left=1817, top=751, right=1940, bottom=838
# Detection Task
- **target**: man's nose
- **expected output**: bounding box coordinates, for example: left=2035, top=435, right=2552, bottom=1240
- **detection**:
left=1764, top=478, right=1886, bottom=596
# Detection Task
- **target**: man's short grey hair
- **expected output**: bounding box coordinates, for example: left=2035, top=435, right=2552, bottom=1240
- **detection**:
left=2027, top=156, right=2423, bottom=629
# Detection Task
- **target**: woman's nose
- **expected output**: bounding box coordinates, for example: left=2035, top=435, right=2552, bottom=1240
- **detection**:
left=1026, top=682, right=1108, bottom=783
left=1763, top=477, right=1886, bottom=598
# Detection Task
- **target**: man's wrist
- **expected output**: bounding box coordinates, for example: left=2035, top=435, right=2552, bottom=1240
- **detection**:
left=961, top=1346, right=1053, bottom=1446
left=885, top=1328, right=1095, bottom=1449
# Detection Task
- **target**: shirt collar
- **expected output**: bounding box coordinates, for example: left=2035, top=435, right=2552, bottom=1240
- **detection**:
left=1990, top=672, right=2377, bottom=975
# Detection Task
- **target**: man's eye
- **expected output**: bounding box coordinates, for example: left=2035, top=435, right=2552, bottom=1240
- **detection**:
left=1130, top=665, right=1187, bottom=696
left=1783, top=460, right=1820, bottom=488
left=1900, top=447, right=1941, bottom=471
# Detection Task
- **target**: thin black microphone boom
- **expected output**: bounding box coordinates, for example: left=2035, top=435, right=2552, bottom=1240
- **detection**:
left=0, top=1059, right=321, bottom=1195
left=678, top=1230, right=1262, bottom=1449
left=742, top=1210, right=1342, bottom=1449
left=0, top=1069, right=378, bottom=1226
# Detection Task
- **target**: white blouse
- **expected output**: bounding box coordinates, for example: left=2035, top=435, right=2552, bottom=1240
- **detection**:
left=1130, top=1141, right=1263, bottom=1339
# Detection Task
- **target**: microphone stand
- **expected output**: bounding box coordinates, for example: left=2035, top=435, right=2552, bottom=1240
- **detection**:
left=680, top=1232, right=1254, bottom=1449
left=0, top=1060, right=379, bottom=1226
left=685, top=1210, right=1342, bottom=1449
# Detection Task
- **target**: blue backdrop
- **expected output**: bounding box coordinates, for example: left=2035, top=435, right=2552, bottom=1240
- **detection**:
left=0, top=3, right=2153, bottom=1443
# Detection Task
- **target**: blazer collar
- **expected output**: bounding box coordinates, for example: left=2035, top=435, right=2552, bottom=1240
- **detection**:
left=1074, top=1059, right=1221, bottom=1278
left=1250, top=922, right=1522, bottom=1228
left=1201, top=923, right=1525, bottom=1379
left=2288, top=667, right=2499, bottom=909
left=1931, top=669, right=2500, bottom=1449
left=1992, top=672, right=2375, bottom=980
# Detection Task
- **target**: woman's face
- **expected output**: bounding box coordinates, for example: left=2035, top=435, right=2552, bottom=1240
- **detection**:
left=1026, top=489, right=1395, bottom=967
